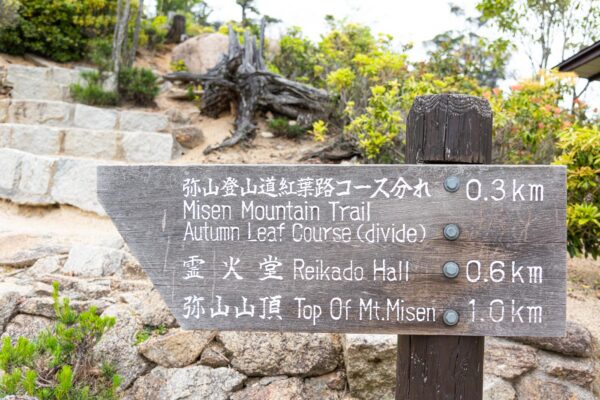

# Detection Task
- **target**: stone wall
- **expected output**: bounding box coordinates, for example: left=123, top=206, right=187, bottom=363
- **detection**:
left=2, top=65, right=116, bottom=102
left=0, top=99, right=171, bottom=133
left=0, top=123, right=174, bottom=162
left=0, top=148, right=107, bottom=214
left=0, top=244, right=597, bottom=400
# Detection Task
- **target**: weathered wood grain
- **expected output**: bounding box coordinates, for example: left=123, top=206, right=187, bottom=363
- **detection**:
left=400, top=93, right=491, bottom=400
left=97, top=164, right=566, bottom=337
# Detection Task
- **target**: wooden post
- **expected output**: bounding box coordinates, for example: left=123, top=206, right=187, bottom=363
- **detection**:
left=397, top=93, right=493, bottom=399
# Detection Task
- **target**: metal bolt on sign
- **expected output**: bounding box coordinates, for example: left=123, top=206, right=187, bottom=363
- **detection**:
left=443, top=223, right=460, bottom=241
left=443, top=309, right=460, bottom=326
left=442, top=261, right=460, bottom=279
left=444, top=176, right=460, bottom=192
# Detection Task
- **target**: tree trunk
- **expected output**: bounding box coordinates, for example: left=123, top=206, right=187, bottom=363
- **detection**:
left=127, top=0, right=144, bottom=68
left=166, top=14, right=186, bottom=44
left=112, top=0, right=131, bottom=76
left=111, top=0, right=123, bottom=70
left=163, top=25, right=332, bottom=154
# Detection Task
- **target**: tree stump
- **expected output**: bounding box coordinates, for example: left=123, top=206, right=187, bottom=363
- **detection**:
left=166, top=15, right=186, bottom=44
left=164, top=25, right=332, bottom=154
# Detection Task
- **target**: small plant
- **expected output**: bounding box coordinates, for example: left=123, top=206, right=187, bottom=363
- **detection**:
left=310, top=120, right=328, bottom=142
left=118, top=67, right=161, bottom=107
left=70, top=40, right=119, bottom=107
left=70, top=72, right=119, bottom=107
left=170, top=60, right=188, bottom=72
left=135, top=324, right=168, bottom=345
left=267, top=117, right=307, bottom=138
left=0, top=282, right=121, bottom=399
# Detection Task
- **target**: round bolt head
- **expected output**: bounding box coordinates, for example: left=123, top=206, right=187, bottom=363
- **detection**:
left=444, top=176, right=460, bottom=192
left=443, top=224, right=460, bottom=241
left=443, top=309, right=460, bottom=326
left=442, top=261, right=460, bottom=279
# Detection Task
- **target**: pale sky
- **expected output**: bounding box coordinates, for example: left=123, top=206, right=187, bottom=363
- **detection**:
left=148, top=0, right=599, bottom=110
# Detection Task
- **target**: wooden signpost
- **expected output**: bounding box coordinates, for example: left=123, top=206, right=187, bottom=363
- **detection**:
left=97, top=94, right=567, bottom=399
left=98, top=163, right=565, bottom=335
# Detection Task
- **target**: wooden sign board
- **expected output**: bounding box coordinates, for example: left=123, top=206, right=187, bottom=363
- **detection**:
left=97, top=165, right=566, bottom=336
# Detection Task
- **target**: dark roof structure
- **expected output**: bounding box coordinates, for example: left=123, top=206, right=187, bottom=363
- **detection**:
left=556, top=40, right=600, bottom=81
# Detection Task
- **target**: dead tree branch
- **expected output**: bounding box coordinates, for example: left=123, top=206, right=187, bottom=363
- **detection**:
left=164, top=24, right=332, bottom=154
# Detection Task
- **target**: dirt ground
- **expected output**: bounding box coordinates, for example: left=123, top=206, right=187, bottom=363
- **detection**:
left=566, top=257, right=600, bottom=341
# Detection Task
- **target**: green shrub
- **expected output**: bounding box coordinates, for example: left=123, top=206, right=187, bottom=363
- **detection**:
left=554, top=125, right=600, bottom=259
left=70, top=69, right=119, bottom=107
left=142, top=15, right=168, bottom=50
left=70, top=81, right=119, bottom=107
left=271, top=26, right=319, bottom=83
left=0, top=0, right=117, bottom=62
left=344, top=82, right=403, bottom=163
left=0, top=282, right=120, bottom=399
left=267, top=117, right=307, bottom=138
left=118, top=67, right=160, bottom=107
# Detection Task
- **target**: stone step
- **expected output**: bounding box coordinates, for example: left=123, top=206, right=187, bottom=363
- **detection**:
left=0, top=123, right=175, bottom=162
left=0, top=99, right=171, bottom=133
left=3, top=64, right=115, bottom=102
left=0, top=148, right=116, bottom=215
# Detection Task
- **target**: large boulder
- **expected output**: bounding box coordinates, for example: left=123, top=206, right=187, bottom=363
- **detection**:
left=482, top=375, right=516, bottom=400
left=515, top=371, right=596, bottom=400
left=120, top=289, right=177, bottom=327
left=484, top=338, right=538, bottom=379
left=0, top=292, right=20, bottom=334
left=538, top=350, right=596, bottom=388
left=230, top=376, right=345, bottom=400
left=94, top=304, right=151, bottom=388
left=199, top=341, right=230, bottom=368
left=342, top=334, right=397, bottom=400
left=19, top=296, right=110, bottom=318
left=1, top=314, right=53, bottom=342
left=173, top=125, right=204, bottom=149
left=513, top=321, right=594, bottom=357
left=124, top=365, right=246, bottom=400
left=63, top=245, right=125, bottom=276
left=138, top=329, right=216, bottom=367
left=171, top=33, right=229, bottom=74
left=218, top=331, right=342, bottom=377
left=0, top=234, right=69, bottom=269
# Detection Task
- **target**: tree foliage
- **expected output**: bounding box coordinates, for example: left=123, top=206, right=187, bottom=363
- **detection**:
left=0, top=0, right=117, bottom=62
left=554, top=125, right=600, bottom=259
left=0, top=0, right=20, bottom=28
left=486, top=70, right=577, bottom=164
left=477, top=0, right=600, bottom=70
left=424, top=31, right=512, bottom=88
